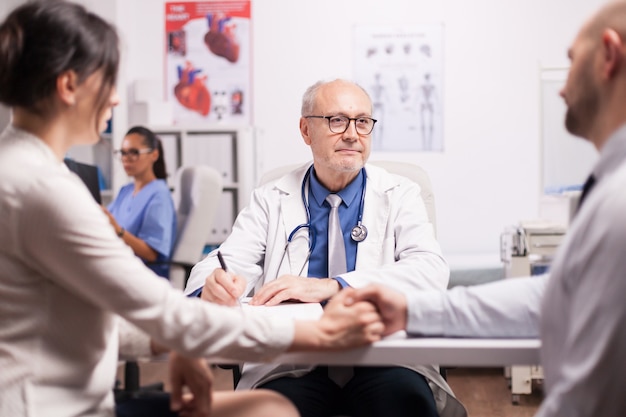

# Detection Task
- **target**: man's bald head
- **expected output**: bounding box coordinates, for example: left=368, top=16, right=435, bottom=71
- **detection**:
left=585, top=1, right=626, bottom=40
left=560, top=1, right=626, bottom=148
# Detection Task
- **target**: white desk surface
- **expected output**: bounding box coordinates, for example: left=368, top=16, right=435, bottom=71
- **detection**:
left=213, top=337, right=541, bottom=367
left=213, top=300, right=541, bottom=367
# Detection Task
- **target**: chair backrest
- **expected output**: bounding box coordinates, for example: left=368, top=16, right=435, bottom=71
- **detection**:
left=259, top=160, right=437, bottom=236
left=171, top=165, right=223, bottom=265
left=369, top=160, right=436, bottom=236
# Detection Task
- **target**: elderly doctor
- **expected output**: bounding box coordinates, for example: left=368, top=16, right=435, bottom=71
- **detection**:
left=185, top=79, right=466, bottom=417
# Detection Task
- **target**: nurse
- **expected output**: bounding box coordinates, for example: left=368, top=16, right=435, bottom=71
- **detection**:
left=105, top=126, right=177, bottom=278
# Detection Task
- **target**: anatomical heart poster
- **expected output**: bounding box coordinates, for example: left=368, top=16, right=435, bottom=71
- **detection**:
left=165, top=1, right=250, bottom=125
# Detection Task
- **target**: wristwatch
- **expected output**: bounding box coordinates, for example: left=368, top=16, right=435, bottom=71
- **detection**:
left=117, top=227, right=125, bottom=238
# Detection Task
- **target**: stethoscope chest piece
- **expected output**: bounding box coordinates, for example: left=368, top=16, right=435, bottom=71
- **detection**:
left=351, top=223, right=368, bottom=242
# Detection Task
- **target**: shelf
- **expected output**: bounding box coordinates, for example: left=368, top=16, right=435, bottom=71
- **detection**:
left=149, top=125, right=256, bottom=246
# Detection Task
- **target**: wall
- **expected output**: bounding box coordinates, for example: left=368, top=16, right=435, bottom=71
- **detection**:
left=0, top=0, right=23, bottom=20
left=2, top=0, right=606, bottom=261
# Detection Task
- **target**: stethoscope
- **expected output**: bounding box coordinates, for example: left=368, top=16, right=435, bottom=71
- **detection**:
left=280, top=165, right=368, bottom=275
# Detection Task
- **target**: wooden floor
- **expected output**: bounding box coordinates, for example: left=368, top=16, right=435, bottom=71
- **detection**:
left=124, top=363, right=543, bottom=416
left=446, top=367, right=543, bottom=417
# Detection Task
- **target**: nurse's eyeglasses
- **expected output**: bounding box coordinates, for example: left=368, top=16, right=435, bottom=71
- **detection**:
left=114, top=148, right=154, bottom=160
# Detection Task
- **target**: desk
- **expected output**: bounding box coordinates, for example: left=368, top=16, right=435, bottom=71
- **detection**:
left=213, top=337, right=541, bottom=367
left=223, top=301, right=541, bottom=367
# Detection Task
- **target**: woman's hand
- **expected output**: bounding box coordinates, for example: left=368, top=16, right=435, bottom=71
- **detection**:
left=289, top=288, right=384, bottom=351
left=169, top=352, right=213, bottom=417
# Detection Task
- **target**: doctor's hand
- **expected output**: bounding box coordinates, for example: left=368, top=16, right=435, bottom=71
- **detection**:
left=347, top=284, right=408, bottom=337
left=200, top=268, right=246, bottom=306
left=289, top=288, right=383, bottom=351
left=250, top=275, right=341, bottom=306
left=169, top=352, right=213, bottom=417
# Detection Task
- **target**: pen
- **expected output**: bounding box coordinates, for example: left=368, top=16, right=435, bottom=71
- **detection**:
left=217, top=250, right=228, bottom=272
left=217, top=251, right=241, bottom=307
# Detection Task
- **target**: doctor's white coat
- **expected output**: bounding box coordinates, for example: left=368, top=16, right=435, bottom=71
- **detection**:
left=186, top=162, right=466, bottom=417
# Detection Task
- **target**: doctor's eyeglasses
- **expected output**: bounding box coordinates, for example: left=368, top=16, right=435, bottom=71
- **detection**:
left=305, top=115, right=377, bottom=135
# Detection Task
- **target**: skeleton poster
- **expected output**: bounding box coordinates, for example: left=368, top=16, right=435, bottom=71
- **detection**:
left=354, top=24, right=444, bottom=152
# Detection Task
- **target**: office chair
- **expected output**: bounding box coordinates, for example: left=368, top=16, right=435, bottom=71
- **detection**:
left=117, top=165, right=224, bottom=402
left=367, top=160, right=437, bottom=237
left=168, top=165, right=224, bottom=290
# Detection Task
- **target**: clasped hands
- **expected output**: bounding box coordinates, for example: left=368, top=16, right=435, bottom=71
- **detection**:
left=201, top=268, right=410, bottom=348
left=163, top=269, right=410, bottom=416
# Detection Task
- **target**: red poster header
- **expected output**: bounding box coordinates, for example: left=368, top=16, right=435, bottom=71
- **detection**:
left=166, top=1, right=251, bottom=31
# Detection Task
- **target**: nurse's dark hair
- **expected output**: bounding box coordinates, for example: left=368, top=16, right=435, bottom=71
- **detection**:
left=0, top=0, right=119, bottom=118
left=126, top=126, right=168, bottom=180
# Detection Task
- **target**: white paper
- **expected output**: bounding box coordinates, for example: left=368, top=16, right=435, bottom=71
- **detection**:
left=241, top=298, right=323, bottom=321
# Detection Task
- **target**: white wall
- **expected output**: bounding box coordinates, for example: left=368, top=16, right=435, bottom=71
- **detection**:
left=0, top=0, right=23, bottom=19
left=3, top=0, right=607, bottom=260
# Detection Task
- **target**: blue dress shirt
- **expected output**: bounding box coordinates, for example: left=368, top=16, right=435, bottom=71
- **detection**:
left=307, top=168, right=364, bottom=287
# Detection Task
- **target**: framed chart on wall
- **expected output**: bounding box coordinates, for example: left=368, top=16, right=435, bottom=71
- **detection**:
left=164, top=1, right=251, bottom=125
left=540, top=67, right=598, bottom=193
left=353, top=24, right=444, bottom=153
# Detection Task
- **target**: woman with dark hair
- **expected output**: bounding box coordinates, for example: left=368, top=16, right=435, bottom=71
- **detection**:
left=0, top=2, right=384, bottom=417
left=104, top=125, right=176, bottom=278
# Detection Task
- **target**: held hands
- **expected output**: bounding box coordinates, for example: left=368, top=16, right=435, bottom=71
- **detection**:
left=250, top=275, right=341, bottom=306
left=201, top=267, right=246, bottom=306
left=168, top=352, right=213, bottom=417
left=291, top=288, right=384, bottom=351
left=347, top=284, right=408, bottom=337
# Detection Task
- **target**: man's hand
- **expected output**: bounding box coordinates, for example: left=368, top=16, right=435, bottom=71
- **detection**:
left=250, top=275, right=341, bottom=306
left=169, top=352, right=213, bottom=417
left=200, top=267, right=246, bottom=306
left=347, top=284, right=408, bottom=336
left=290, top=288, right=384, bottom=351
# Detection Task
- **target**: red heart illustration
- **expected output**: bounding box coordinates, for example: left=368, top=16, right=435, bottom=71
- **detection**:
left=204, top=13, right=240, bottom=63
left=174, top=63, right=211, bottom=116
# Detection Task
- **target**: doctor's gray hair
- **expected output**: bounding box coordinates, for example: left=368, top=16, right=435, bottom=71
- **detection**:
left=301, top=79, right=372, bottom=116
